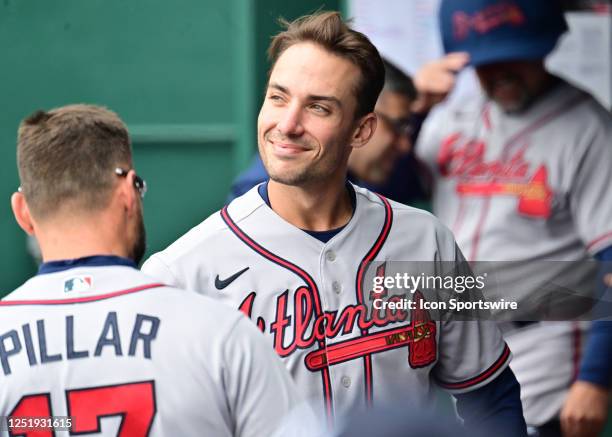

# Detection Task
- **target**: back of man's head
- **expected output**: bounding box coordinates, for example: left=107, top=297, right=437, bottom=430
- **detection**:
left=382, top=59, right=416, bottom=101
left=17, top=104, right=132, bottom=221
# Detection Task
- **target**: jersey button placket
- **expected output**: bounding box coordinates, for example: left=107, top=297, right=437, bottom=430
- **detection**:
left=321, top=246, right=341, bottom=407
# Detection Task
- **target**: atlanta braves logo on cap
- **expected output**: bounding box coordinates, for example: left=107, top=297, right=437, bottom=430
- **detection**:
left=439, top=0, right=568, bottom=67
left=453, top=2, right=525, bottom=41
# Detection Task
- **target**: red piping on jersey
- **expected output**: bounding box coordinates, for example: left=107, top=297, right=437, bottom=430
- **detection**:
left=470, top=196, right=492, bottom=261
left=453, top=198, right=467, bottom=236
left=482, top=104, right=491, bottom=131
left=586, top=231, right=612, bottom=253
left=220, top=206, right=334, bottom=424
left=500, top=93, right=589, bottom=161
left=436, top=343, right=511, bottom=390
left=468, top=93, right=590, bottom=260
left=354, top=193, right=393, bottom=407
left=0, top=283, right=165, bottom=306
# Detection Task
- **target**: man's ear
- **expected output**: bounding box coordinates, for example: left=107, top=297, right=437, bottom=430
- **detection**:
left=350, top=113, right=377, bottom=149
left=11, top=192, right=35, bottom=236
left=116, top=170, right=139, bottom=216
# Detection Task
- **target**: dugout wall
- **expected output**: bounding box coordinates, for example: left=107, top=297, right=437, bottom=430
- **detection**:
left=0, top=0, right=340, bottom=293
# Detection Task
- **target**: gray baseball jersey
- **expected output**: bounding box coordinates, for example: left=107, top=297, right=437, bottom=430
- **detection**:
left=0, top=263, right=310, bottom=437
left=416, top=78, right=612, bottom=425
left=142, top=184, right=510, bottom=423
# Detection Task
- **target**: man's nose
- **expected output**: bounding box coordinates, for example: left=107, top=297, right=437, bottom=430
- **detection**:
left=277, top=104, right=305, bottom=137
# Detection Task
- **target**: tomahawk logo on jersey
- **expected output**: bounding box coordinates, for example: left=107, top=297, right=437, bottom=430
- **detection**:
left=143, top=184, right=511, bottom=421
left=0, top=263, right=307, bottom=437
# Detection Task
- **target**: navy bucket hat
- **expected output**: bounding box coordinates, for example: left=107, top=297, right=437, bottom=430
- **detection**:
left=439, top=0, right=568, bottom=67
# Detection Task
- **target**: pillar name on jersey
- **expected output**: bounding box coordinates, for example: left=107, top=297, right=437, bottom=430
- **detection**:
left=0, top=312, right=160, bottom=376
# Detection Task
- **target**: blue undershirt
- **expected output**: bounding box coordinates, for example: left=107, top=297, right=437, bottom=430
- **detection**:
left=258, top=180, right=356, bottom=243
left=38, top=255, right=137, bottom=275
left=455, top=367, right=527, bottom=436
left=578, top=246, right=612, bottom=388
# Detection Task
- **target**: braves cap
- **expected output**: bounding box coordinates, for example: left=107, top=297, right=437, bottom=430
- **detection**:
left=439, top=0, right=568, bottom=66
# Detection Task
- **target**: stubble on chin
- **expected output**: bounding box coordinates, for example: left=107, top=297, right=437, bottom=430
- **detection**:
left=260, top=139, right=316, bottom=186
left=266, top=161, right=314, bottom=186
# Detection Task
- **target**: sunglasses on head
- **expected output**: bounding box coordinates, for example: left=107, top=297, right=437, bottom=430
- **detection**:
left=375, top=112, right=414, bottom=138
left=115, top=167, right=147, bottom=199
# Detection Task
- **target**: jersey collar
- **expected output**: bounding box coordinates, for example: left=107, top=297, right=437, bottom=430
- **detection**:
left=257, top=179, right=357, bottom=210
left=38, top=255, right=137, bottom=275
left=257, top=180, right=357, bottom=244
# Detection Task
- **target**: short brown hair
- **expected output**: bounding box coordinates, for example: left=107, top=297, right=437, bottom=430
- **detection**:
left=17, top=104, right=132, bottom=219
left=268, top=11, right=385, bottom=118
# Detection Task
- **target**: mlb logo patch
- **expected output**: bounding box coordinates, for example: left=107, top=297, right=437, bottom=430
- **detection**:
left=64, top=275, right=93, bottom=292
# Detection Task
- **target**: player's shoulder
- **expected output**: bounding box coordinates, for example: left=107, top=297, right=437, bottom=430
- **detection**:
left=138, top=279, right=259, bottom=347
left=355, top=184, right=433, bottom=217
left=354, top=185, right=454, bottom=238
left=145, top=185, right=265, bottom=268
left=547, top=79, right=612, bottom=157
left=415, top=88, right=486, bottom=163
left=1, top=267, right=249, bottom=344
left=428, top=88, right=487, bottom=125
left=2, top=265, right=158, bottom=303
left=159, top=286, right=249, bottom=330
left=556, top=79, right=610, bottom=120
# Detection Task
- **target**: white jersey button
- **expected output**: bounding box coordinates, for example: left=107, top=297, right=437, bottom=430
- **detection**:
left=325, top=251, right=336, bottom=262
left=332, top=281, right=341, bottom=294
left=341, top=376, right=351, bottom=388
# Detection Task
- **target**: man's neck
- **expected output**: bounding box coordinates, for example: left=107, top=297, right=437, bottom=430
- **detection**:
left=267, top=177, right=354, bottom=231
left=35, top=212, right=130, bottom=262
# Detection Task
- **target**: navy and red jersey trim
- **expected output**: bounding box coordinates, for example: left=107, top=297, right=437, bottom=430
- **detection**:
left=587, top=231, right=612, bottom=253
left=220, top=206, right=335, bottom=423
left=354, top=193, right=393, bottom=406
left=0, top=283, right=165, bottom=306
left=436, top=343, right=511, bottom=390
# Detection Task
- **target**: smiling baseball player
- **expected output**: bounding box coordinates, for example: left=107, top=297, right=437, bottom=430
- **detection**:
left=0, top=104, right=311, bottom=437
left=143, top=11, right=527, bottom=434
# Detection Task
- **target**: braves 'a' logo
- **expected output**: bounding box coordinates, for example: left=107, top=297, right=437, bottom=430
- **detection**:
left=437, top=133, right=553, bottom=218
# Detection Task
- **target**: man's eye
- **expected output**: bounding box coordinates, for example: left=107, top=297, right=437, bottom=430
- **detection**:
left=269, top=94, right=283, bottom=102
left=311, top=104, right=329, bottom=114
